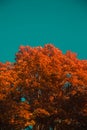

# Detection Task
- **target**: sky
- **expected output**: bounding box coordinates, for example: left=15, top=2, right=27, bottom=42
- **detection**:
left=0, top=0, right=87, bottom=63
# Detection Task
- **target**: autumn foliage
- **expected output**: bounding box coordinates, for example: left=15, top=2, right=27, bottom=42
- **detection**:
left=0, top=44, right=87, bottom=130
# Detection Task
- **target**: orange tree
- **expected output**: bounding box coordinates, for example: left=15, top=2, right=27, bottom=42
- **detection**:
left=0, top=44, right=87, bottom=129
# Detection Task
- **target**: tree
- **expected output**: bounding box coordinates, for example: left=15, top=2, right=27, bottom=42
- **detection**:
left=0, top=44, right=87, bottom=130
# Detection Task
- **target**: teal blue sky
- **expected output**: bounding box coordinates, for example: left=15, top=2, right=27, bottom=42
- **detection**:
left=0, top=0, right=87, bottom=63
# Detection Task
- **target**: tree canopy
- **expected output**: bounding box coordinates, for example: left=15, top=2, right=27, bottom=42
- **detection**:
left=0, top=44, right=87, bottom=130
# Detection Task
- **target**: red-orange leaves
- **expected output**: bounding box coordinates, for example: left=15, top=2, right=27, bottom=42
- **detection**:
left=0, top=44, right=87, bottom=129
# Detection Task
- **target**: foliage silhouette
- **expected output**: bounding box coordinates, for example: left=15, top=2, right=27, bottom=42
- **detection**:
left=0, top=44, right=87, bottom=130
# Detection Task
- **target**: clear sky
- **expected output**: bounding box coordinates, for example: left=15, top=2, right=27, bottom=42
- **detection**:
left=0, top=0, right=87, bottom=63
